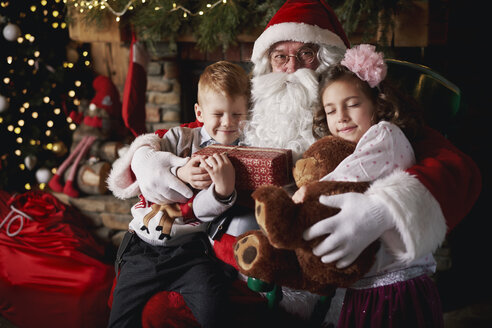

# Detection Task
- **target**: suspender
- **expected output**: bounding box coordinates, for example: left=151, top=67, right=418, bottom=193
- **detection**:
left=115, top=231, right=134, bottom=276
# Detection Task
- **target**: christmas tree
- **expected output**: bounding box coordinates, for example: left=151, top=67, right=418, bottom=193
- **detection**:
left=0, top=0, right=93, bottom=192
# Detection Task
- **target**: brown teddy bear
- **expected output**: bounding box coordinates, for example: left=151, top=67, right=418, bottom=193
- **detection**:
left=233, top=136, right=380, bottom=296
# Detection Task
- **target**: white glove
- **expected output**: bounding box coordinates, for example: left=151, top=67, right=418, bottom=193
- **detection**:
left=131, top=146, right=193, bottom=204
left=303, top=192, right=394, bottom=269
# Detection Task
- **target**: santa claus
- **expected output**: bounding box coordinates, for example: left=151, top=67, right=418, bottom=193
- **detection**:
left=106, top=0, right=481, bottom=326
left=243, top=0, right=480, bottom=324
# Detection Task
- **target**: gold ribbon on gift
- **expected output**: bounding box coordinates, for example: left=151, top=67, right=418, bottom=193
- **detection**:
left=204, top=144, right=291, bottom=156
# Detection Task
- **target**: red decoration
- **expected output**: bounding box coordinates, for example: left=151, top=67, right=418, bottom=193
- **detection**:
left=91, top=75, right=122, bottom=120
left=122, top=31, right=148, bottom=137
left=82, top=115, right=103, bottom=128
left=0, top=190, right=115, bottom=328
left=195, top=145, right=293, bottom=190
left=69, top=110, right=84, bottom=124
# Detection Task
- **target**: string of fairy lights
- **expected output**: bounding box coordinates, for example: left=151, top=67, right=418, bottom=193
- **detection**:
left=1, top=0, right=231, bottom=192
left=65, top=0, right=228, bottom=21
left=1, top=0, right=92, bottom=191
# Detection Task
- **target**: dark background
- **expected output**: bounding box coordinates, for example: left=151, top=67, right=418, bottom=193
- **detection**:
left=390, top=0, right=490, bottom=312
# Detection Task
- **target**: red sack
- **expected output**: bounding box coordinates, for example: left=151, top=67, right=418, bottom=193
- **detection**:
left=0, top=190, right=115, bottom=328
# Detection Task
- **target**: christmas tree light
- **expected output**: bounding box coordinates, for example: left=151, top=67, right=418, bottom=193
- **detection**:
left=0, top=0, right=94, bottom=192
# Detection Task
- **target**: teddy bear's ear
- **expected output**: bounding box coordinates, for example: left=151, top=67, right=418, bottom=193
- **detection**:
left=293, top=136, right=357, bottom=187
left=293, top=157, right=319, bottom=188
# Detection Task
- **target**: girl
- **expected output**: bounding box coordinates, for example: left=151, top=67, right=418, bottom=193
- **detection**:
left=298, top=44, right=444, bottom=327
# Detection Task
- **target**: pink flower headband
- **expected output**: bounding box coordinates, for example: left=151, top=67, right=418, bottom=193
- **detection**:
left=341, top=44, right=387, bottom=88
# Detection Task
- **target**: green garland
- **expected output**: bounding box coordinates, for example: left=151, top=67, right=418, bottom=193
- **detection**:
left=66, top=0, right=285, bottom=52
left=65, top=0, right=416, bottom=52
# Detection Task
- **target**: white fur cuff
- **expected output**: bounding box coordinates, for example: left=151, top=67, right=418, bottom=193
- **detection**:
left=367, top=170, right=447, bottom=263
left=107, top=133, right=162, bottom=199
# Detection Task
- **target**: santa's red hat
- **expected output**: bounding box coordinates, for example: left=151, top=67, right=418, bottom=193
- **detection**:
left=90, top=75, right=122, bottom=119
left=251, top=0, right=350, bottom=71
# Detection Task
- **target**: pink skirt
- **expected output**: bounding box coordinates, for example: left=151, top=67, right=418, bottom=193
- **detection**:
left=338, top=274, right=443, bottom=328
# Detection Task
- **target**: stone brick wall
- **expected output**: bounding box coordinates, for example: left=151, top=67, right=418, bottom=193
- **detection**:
left=52, top=191, right=136, bottom=248
left=145, top=59, right=182, bottom=132
left=141, top=41, right=254, bottom=133
left=139, top=42, right=181, bottom=133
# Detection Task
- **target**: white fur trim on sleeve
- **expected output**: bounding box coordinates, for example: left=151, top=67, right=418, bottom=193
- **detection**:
left=106, top=133, right=162, bottom=199
left=367, top=170, right=447, bottom=263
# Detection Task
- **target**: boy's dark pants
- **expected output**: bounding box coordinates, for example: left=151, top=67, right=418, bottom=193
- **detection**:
left=108, top=231, right=236, bottom=328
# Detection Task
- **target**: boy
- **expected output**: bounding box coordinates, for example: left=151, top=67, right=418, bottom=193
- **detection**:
left=108, top=61, right=251, bottom=328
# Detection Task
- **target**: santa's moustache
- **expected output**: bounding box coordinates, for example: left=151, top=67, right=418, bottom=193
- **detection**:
left=241, top=68, right=319, bottom=161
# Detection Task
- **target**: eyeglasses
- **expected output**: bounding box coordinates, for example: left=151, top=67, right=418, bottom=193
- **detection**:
left=270, top=48, right=317, bottom=67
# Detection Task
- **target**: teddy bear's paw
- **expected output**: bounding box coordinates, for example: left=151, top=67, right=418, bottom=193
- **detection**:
left=234, top=231, right=301, bottom=285
left=234, top=233, right=264, bottom=272
left=253, top=187, right=301, bottom=250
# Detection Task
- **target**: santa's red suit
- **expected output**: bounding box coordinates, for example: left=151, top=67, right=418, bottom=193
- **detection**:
left=107, top=0, right=481, bottom=326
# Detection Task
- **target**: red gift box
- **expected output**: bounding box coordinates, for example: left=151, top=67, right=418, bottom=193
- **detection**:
left=195, top=145, right=293, bottom=190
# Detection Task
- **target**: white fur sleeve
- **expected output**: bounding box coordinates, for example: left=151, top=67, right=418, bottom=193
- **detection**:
left=368, top=170, right=447, bottom=263
left=106, top=133, right=162, bottom=199
left=323, top=122, right=415, bottom=182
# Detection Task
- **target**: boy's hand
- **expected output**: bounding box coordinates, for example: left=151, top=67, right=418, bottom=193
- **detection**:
left=177, top=156, right=212, bottom=190
left=199, top=153, right=235, bottom=199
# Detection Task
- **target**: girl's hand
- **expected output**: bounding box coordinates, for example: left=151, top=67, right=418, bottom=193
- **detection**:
left=177, top=156, right=212, bottom=190
left=199, top=153, right=235, bottom=199
left=292, top=185, right=308, bottom=203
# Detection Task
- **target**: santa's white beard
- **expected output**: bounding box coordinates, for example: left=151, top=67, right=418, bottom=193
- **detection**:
left=241, top=68, right=319, bottom=161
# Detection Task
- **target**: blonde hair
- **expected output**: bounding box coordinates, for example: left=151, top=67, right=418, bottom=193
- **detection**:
left=197, top=61, right=251, bottom=105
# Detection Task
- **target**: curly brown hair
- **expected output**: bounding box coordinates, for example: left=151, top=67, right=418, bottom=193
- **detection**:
left=313, top=64, right=424, bottom=142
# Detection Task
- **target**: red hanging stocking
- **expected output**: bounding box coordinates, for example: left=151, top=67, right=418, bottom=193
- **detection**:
left=62, top=136, right=97, bottom=198
left=48, top=136, right=93, bottom=192
left=122, top=30, right=148, bottom=137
